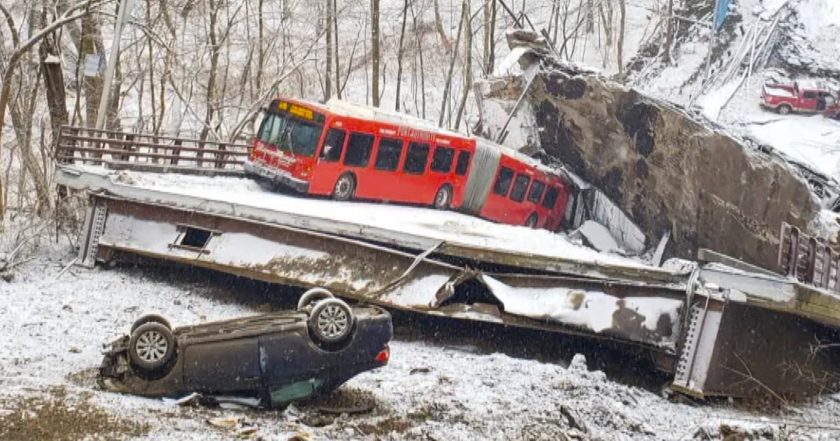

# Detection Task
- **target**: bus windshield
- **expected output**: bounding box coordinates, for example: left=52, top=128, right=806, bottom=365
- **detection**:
left=257, top=111, right=323, bottom=157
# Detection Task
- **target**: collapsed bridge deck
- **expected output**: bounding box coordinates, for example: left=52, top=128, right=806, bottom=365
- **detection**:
left=56, top=126, right=840, bottom=398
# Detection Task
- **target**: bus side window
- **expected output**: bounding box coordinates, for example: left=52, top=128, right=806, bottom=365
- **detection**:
left=510, top=174, right=530, bottom=202
left=375, top=138, right=404, bottom=171
left=493, top=167, right=514, bottom=196
left=455, top=151, right=471, bottom=175
left=528, top=180, right=546, bottom=203
left=344, top=133, right=374, bottom=167
left=404, top=142, right=430, bottom=174
left=321, top=128, right=345, bottom=162
left=542, top=186, right=559, bottom=209
left=430, top=146, right=454, bottom=173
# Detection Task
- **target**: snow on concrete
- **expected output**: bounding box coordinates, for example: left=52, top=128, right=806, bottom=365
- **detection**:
left=480, top=275, right=681, bottom=345
left=574, top=220, right=623, bottom=254
left=741, top=114, right=840, bottom=178
left=5, top=249, right=840, bottom=440
left=97, top=167, right=654, bottom=271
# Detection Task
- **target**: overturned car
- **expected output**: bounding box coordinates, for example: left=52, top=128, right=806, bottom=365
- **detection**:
left=99, top=288, right=392, bottom=408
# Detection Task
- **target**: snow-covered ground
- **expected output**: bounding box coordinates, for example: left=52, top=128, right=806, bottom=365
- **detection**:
left=4, top=247, right=840, bottom=440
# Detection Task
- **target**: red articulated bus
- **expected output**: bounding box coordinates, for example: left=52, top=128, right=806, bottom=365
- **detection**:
left=244, top=97, right=571, bottom=231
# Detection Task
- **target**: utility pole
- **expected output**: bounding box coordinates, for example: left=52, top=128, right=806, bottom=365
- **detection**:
left=95, top=0, right=133, bottom=130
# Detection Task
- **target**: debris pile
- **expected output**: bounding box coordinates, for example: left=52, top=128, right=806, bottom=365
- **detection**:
left=476, top=30, right=824, bottom=269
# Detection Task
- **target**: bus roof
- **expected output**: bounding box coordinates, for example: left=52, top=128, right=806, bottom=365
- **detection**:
left=323, top=98, right=466, bottom=139
left=475, top=138, right=564, bottom=180
left=279, top=95, right=566, bottom=181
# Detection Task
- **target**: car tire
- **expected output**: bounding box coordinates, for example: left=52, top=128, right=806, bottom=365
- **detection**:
left=309, top=298, right=355, bottom=345
left=333, top=174, right=356, bottom=201
left=778, top=104, right=792, bottom=115
left=433, top=185, right=452, bottom=209
left=129, top=322, right=176, bottom=374
left=130, top=313, right=172, bottom=334
left=525, top=213, right=538, bottom=228
left=297, top=287, right=335, bottom=310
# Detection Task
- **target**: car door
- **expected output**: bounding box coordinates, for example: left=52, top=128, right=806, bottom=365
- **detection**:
left=801, top=91, right=818, bottom=112
left=258, top=332, right=327, bottom=405
left=183, top=337, right=262, bottom=394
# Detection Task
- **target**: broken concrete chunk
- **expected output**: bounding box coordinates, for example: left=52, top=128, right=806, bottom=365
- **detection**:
left=477, top=31, right=824, bottom=270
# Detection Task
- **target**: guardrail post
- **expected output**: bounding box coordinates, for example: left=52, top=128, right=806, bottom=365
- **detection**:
left=196, top=141, right=204, bottom=168
left=216, top=143, right=226, bottom=169
left=822, top=246, right=832, bottom=288
left=171, top=139, right=182, bottom=165
left=807, top=237, right=818, bottom=284
left=788, top=227, right=800, bottom=278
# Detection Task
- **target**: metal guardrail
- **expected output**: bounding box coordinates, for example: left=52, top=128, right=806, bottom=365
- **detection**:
left=778, top=222, right=840, bottom=292
left=55, top=126, right=251, bottom=175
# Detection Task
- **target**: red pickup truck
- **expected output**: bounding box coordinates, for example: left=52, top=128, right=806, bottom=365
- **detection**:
left=761, top=82, right=840, bottom=119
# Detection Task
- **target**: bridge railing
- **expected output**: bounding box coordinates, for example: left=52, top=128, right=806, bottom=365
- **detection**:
left=778, top=222, right=840, bottom=292
left=55, top=126, right=251, bottom=175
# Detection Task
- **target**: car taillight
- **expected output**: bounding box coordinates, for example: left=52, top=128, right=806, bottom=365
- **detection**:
left=375, top=346, right=390, bottom=364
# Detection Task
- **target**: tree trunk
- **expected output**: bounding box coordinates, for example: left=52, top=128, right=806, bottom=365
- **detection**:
left=395, top=0, right=408, bottom=111
left=371, top=0, right=380, bottom=107
left=439, top=1, right=466, bottom=128
left=663, top=0, right=674, bottom=64
left=80, top=8, right=104, bottom=128
left=454, top=0, right=473, bottom=130
left=412, top=2, right=426, bottom=118
left=333, top=0, right=341, bottom=99
left=617, top=0, right=625, bottom=73
left=39, top=21, right=69, bottom=139
left=483, top=0, right=498, bottom=74
left=433, top=0, right=452, bottom=52
left=256, top=0, right=265, bottom=94
left=200, top=0, right=220, bottom=142
left=325, top=0, right=333, bottom=100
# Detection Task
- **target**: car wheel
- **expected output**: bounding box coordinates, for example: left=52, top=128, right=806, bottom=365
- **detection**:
left=525, top=213, right=538, bottom=228
left=778, top=104, right=792, bottom=115
left=333, top=174, right=356, bottom=201
left=130, top=313, right=172, bottom=334
left=309, top=298, right=355, bottom=345
left=297, top=287, right=334, bottom=310
left=433, top=185, right=452, bottom=209
left=129, top=322, right=176, bottom=374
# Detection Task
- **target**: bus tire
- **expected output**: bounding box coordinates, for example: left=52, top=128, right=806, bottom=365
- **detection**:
left=778, top=104, right=792, bottom=115
left=525, top=213, right=538, bottom=228
left=433, top=185, right=452, bottom=210
left=333, top=173, right=356, bottom=201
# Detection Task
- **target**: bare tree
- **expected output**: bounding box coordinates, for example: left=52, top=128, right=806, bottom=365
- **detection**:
left=411, top=1, right=426, bottom=118
left=395, top=0, right=408, bottom=112
left=663, top=0, right=675, bottom=64
left=0, top=0, right=107, bottom=223
left=439, top=0, right=466, bottom=127
left=433, top=0, right=452, bottom=52
left=617, top=0, right=626, bottom=73
left=38, top=5, right=69, bottom=138
left=371, top=0, right=380, bottom=107
left=454, top=0, right=473, bottom=130
left=484, top=0, right=497, bottom=73
left=325, top=0, right=333, bottom=100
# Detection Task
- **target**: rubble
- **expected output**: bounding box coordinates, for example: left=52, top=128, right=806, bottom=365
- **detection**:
left=476, top=30, right=825, bottom=270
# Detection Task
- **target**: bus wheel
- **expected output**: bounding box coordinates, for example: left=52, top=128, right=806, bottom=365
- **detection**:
left=433, top=185, right=452, bottom=209
left=333, top=174, right=356, bottom=201
left=525, top=214, right=538, bottom=228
